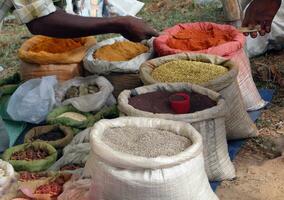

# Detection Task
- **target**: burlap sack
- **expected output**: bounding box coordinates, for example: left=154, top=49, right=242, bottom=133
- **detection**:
left=24, top=125, right=74, bottom=149
left=140, top=53, right=258, bottom=140
left=20, top=61, right=82, bottom=83
left=118, top=83, right=235, bottom=181
left=2, top=142, right=57, bottom=172
left=154, top=22, right=266, bottom=111
left=19, top=36, right=97, bottom=65
left=84, top=117, right=218, bottom=200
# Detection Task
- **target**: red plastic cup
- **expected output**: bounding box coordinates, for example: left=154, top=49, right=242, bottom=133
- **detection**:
left=169, top=93, right=190, bottom=114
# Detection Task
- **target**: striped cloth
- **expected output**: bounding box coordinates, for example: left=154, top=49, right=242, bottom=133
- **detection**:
left=0, top=0, right=56, bottom=24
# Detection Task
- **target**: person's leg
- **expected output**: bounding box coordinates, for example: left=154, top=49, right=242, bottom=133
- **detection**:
left=221, top=0, right=241, bottom=25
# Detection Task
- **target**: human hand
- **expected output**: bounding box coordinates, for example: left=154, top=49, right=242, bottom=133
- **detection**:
left=117, top=16, right=159, bottom=42
left=242, top=0, right=281, bottom=38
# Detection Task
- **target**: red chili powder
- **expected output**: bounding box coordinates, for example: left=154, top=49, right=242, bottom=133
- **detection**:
left=167, top=26, right=234, bottom=51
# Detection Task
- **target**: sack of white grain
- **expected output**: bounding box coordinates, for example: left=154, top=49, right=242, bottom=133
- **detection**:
left=153, top=22, right=266, bottom=111
left=118, top=83, right=235, bottom=181
left=0, top=159, right=18, bottom=200
left=140, top=53, right=258, bottom=140
left=84, top=117, right=219, bottom=200
left=55, top=75, right=116, bottom=112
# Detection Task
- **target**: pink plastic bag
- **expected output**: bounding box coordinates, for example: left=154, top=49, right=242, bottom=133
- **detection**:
left=154, top=22, right=266, bottom=111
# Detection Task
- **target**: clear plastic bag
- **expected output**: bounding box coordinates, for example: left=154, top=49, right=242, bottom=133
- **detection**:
left=7, top=76, right=57, bottom=124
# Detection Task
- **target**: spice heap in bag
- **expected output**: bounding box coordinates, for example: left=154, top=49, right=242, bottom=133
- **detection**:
left=167, top=26, right=234, bottom=51
left=94, top=41, right=149, bottom=61
left=151, top=60, right=228, bottom=84
left=129, top=91, right=216, bottom=114
left=103, top=127, right=192, bottom=157
left=64, top=84, right=99, bottom=100
left=28, top=38, right=85, bottom=54
left=10, top=146, right=49, bottom=161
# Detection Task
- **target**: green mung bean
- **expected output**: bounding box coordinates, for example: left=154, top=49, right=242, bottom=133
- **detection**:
left=151, top=60, right=228, bottom=84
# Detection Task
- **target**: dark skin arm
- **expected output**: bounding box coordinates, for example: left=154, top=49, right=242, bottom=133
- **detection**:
left=26, top=9, right=158, bottom=42
left=242, top=0, right=281, bottom=38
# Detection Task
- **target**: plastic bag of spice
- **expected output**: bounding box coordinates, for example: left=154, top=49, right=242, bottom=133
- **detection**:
left=24, top=125, right=74, bottom=149
left=118, top=83, right=235, bottom=181
left=18, top=36, right=97, bottom=65
left=140, top=53, right=258, bottom=140
left=0, top=159, right=18, bottom=200
left=55, top=75, right=115, bottom=112
left=154, top=22, right=266, bottom=111
left=18, top=172, right=72, bottom=200
left=7, top=76, right=58, bottom=124
left=84, top=117, right=218, bottom=200
left=49, top=143, right=90, bottom=174
left=83, top=36, right=154, bottom=74
left=2, top=142, right=57, bottom=172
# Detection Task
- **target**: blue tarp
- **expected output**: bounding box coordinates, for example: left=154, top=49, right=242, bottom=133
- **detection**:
left=210, top=89, right=274, bottom=191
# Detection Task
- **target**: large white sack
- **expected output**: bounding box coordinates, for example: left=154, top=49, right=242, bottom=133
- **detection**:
left=84, top=117, right=219, bottom=200
left=118, top=83, right=236, bottom=181
left=83, top=37, right=154, bottom=74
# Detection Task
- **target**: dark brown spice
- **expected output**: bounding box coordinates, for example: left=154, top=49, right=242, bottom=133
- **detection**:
left=128, top=91, right=216, bottom=114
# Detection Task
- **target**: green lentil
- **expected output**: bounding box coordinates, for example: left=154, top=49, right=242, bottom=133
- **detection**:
left=151, top=60, right=228, bottom=84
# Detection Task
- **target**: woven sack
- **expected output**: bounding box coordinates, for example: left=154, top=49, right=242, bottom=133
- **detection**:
left=19, top=36, right=97, bottom=65
left=20, top=61, right=82, bottom=83
left=2, top=142, right=57, bottom=172
left=154, top=22, right=266, bottom=111
left=55, top=75, right=115, bottom=112
left=104, top=72, right=143, bottom=98
left=140, top=53, right=258, bottom=140
left=84, top=117, right=218, bottom=200
left=83, top=36, right=154, bottom=74
left=118, top=83, right=235, bottom=181
left=24, top=125, right=74, bottom=149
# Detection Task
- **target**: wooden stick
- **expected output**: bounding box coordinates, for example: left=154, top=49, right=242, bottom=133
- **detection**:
left=237, top=25, right=261, bottom=33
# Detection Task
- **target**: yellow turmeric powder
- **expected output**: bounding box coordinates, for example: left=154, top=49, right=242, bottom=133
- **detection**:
left=29, top=36, right=85, bottom=54
left=94, top=41, right=149, bottom=62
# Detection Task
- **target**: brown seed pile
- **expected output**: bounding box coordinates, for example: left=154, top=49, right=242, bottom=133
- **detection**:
left=102, top=127, right=192, bottom=158
left=34, top=130, right=65, bottom=142
left=152, top=60, right=228, bottom=84
left=11, top=146, right=49, bottom=161
left=64, top=84, right=99, bottom=100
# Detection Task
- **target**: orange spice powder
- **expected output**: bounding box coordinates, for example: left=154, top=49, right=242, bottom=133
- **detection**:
left=29, top=37, right=85, bottom=54
left=94, top=41, right=149, bottom=62
left=167, top=26, right=234, bottom=51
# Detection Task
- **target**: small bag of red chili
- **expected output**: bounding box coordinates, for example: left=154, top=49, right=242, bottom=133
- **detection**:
left=2, top=142, right=57, bottom=172
left=18, top=172, right=72, bottom=200
left=154, top=22, right=266, bottom=111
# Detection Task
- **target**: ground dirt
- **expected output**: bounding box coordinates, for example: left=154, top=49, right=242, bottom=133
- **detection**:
left=217, top=51, right=284, bottom=199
